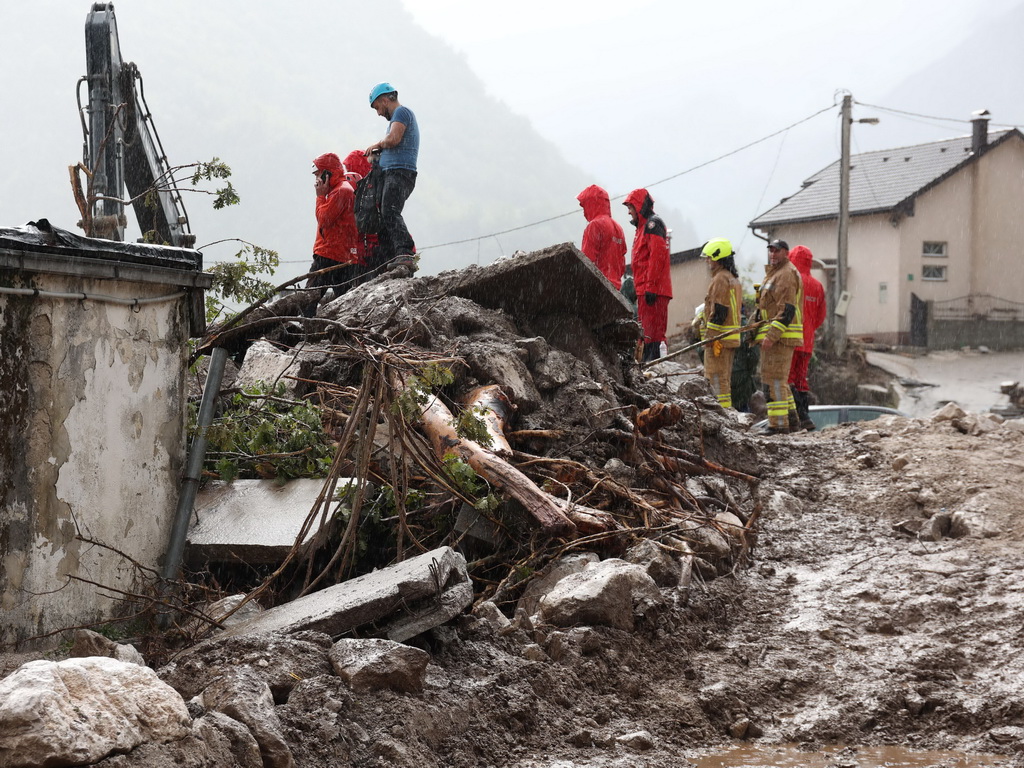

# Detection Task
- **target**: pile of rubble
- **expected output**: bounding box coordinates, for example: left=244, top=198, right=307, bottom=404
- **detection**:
left=6, top=244, right=1024, bottom=767
left=1, top=244, right=777, bottom=767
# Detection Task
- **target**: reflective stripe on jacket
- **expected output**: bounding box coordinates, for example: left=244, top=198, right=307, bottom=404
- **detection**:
left=755, top=258, right=803, bottom=345
left=702, top=268, right=743, bottom=347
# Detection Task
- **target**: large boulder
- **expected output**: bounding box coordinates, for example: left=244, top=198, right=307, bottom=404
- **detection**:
left=517, top=552, right=599, bottom=618
left=0, top=657, right=190, bottom=768
left=95, top=712, right=263, bottom=768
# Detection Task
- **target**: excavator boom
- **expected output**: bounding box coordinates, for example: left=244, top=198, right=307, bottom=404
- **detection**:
left=77, top=2, right=195, bottom=247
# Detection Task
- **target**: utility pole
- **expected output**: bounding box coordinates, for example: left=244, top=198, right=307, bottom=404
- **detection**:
left=834, top=93, right=852, bottom=357
left=833, top=94, right=878, bottom=357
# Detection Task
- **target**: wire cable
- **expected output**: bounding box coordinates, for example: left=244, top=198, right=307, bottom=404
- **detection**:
left=854, top=101, right=971, bottom=124
left=418, top=103, right=838, bottom=252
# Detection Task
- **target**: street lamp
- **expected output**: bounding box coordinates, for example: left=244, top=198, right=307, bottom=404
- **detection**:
left=833, top=94, right=879, bottom=357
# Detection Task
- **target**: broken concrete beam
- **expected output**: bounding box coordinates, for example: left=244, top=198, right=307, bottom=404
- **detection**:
left=449, top=242, right=633, bottom=327
left=187, top=479, right=350, bottom=566
left=220, top=547, right=473, bottom=643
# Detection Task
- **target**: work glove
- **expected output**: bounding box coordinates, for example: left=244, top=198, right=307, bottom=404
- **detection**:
left=713, top=340, right=723, bottom=357
left=644, top=291, right=657, bottom=306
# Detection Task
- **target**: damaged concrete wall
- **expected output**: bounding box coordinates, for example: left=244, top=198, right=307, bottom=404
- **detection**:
left=0, top=270, right=191, bottom=646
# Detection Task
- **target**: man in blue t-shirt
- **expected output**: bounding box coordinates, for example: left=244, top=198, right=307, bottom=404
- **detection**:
left=365, top=82, right=419, bottom=276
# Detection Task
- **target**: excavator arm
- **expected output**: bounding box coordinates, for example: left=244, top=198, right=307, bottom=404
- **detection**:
left=75, top=2, right=195, bottom=248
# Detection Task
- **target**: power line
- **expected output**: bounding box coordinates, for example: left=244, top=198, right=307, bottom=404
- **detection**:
left=854, top=101, right=972, bottom=125
left=418, top=102, right=839, bottom=252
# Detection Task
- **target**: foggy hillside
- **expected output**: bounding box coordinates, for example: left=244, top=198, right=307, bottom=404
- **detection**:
left=0, top=0, right=695, bottom=280
left=873, top=2, right=1024, bottom=145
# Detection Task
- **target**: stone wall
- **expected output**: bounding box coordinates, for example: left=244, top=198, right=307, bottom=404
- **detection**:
left=1, top=267, right=194, bottom=646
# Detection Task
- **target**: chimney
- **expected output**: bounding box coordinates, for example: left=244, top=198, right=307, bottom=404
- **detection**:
left=971, top=109, right=991, bottom=153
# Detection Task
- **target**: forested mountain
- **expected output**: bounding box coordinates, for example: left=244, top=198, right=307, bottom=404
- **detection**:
left=0, top=0, right=695, bottom=279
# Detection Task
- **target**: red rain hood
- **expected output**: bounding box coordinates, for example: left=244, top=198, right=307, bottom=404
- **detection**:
left=624, top=188, right=654, bottom=220
left=789, top=245, right=813, bottom=276
left=343, top=150, right=372, bottom=179
left=577, top=185, right=612, bottom=222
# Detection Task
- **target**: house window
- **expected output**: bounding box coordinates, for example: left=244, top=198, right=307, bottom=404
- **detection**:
left=922, top=241, right=947, bottom=258
left=922, top=265, right=947, bottom=281
left=879, top=282, right=888, bottom=304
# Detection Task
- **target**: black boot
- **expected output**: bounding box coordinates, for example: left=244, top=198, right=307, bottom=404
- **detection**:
left=795, top=389, right=816, bottom=431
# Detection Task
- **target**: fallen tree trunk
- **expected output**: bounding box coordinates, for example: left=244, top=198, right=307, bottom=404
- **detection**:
left=414, top=389, right=577, bottom=538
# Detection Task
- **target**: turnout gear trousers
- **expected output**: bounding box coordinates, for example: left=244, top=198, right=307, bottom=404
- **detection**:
left=760, top=343, right=795, bottom=430
left=705, top=344, right=736, bottom=408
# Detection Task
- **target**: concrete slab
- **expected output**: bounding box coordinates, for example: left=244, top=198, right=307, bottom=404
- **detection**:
left=220, top=547, right=473, bottom=643
left=449, top=242, right=633, bottom=327
left=187, top=479, right=350, bottom=565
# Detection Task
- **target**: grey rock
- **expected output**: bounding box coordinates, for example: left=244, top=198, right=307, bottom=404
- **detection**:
left=200, top=669, right=296, bottom=768
left=522, top=643, right=550, bottom=662
left=329, top=638, right=430, bottom=693
left=532, top=349, right=578, bottom=391
left=235, top=340, right=317, bottom=398
left=537, top=558, right=664, bottom=631
left=471, top=600, right=512, bottom=632
left=616, top=729, right=655, bottom=750
left=891, top=454, right=911, bottom=471
left=518, top=552, right=599, bottom=618
left=931, top=402, right=967, bottom=422
left=69, top=629, right=146, bottom=666
left=624, top=539, right=682, bottom=587
left=159, top=632, right=333, bottom=702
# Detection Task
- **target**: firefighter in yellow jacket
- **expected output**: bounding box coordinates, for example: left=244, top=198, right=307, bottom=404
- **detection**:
left=697, top=238, right=743, bottom=408
left=754, top=240, right=804, bottom=434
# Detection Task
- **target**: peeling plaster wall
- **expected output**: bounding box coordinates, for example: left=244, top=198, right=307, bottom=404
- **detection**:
left=0, top=270, right=188, bottom=646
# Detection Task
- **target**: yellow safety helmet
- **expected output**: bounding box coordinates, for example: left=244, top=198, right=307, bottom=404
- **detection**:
left=700, top=238, right=733, bottom=261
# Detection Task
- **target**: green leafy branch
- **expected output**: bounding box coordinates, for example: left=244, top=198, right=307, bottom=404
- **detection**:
left=191, top=381, right=333, bottom=484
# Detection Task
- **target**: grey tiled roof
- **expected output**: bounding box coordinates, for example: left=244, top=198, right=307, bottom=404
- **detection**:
left=750, top=130, right=1013, bottom=228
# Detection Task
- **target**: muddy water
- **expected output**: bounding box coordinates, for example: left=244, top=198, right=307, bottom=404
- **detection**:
left=689, top=743, right=1009, bottom=767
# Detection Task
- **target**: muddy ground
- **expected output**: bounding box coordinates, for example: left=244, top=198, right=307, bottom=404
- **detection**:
left=267, top=413, right=1023, bottom=768
left=7, top=409, right=1022, bottom=767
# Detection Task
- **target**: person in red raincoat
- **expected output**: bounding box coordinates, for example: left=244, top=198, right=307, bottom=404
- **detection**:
left=623, top=188, right=672, bottom=361
left=577, top=185, right=627, bottom=289
left=787, top=245, right=826, bottom=430
left=303, top=152, right=359, bottom=317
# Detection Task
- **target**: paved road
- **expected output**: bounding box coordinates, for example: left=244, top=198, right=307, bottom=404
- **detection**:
left=866, top=349, right=1024, bottom=418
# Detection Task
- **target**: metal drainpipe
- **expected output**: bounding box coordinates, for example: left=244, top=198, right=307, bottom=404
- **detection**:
left=158, top=346, right=228, bottom=621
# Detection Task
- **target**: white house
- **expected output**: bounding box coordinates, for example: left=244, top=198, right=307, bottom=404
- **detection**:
left=749, top=115, right=1024, bottom=347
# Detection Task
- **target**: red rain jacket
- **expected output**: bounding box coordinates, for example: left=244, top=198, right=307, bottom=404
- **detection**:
left=789, top=245, right=826, bottom=352
left=624, top=188, right=672, bottom=298
left=577, top=185, right=627, bottom=289
left=313, top=152, right=359, bottom=264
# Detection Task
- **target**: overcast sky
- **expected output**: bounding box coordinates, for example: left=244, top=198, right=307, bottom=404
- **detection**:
left=400, top=0, right=1022, bottom=260
left=1, top=0, right=1021, bottom=282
